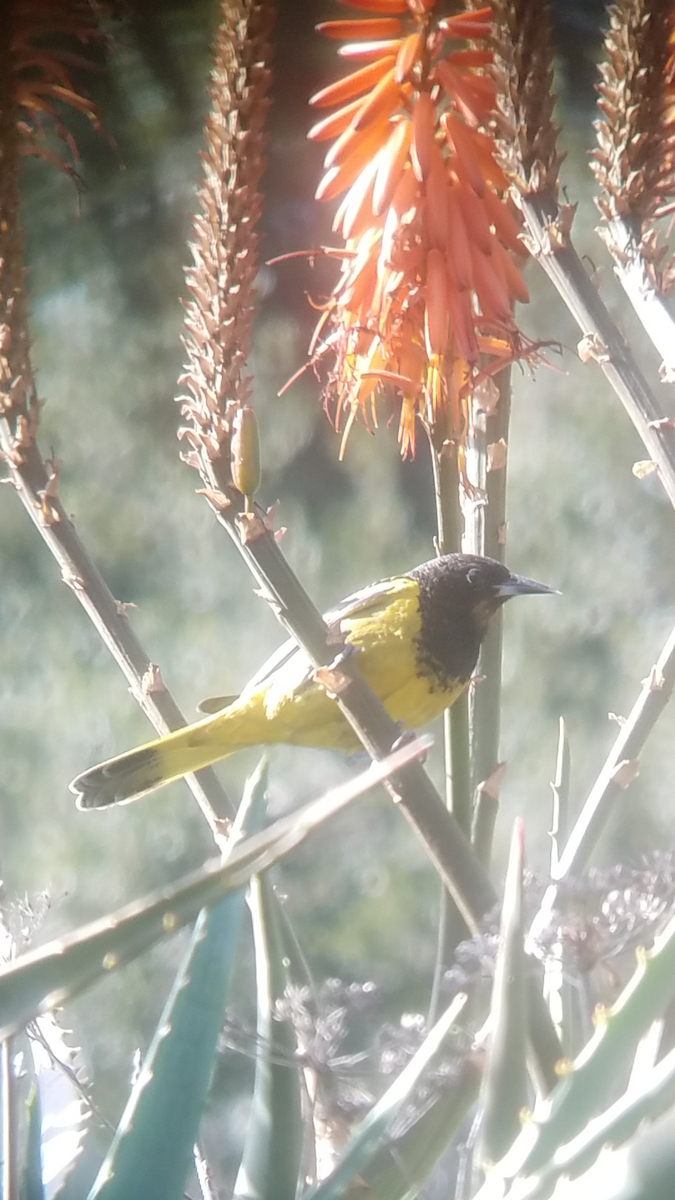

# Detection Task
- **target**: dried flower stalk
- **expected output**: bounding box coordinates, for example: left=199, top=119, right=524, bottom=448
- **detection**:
left=591, top=0, right=675, bottom=378
left=489, top=0, right=563, bottom=197
left=1, top=0, right=108, bottom=456
left=0, top=3, right=232, bottom=835
left=179, top=0, right=274, bottom=491
left=487, top=0, right=675, bottom=508
left=593, top=0, right=675, bottom=226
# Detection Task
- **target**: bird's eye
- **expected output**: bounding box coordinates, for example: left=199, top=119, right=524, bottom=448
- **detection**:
left=467, top=568, right=482, bottom=586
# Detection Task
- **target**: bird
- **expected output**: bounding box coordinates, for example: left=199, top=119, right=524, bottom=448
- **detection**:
left=70, top=553, right=555, bottom=809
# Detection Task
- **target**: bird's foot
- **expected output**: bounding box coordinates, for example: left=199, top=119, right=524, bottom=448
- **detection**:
left=391, top=727, right=428, bottom=764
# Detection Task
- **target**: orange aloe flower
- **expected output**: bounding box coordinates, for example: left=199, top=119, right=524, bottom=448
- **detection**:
left=306, top=0, right=531, bottom=460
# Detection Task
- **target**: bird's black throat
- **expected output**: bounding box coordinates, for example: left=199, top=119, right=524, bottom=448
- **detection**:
left=410, top=555, right=506, bottom=691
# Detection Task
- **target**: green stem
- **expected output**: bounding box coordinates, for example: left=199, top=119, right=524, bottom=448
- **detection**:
left=429, top=431, right=462, bottom=558
left=427, top=426, right=471, bottom=1022
left=484, top=373, right=511, bottom=562
left=471, top=787, right=499, bottom=869
left=521, top=191, right=675, bottom=513
left=427, top=430, right=469, bottom=827
left=470, top=369, right=511, bottom=797
left=449, top=696, right=472, bottom=835
left=432, top=370, right=512, bottom=1015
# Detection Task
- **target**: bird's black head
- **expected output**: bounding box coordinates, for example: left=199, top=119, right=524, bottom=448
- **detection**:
left=410, top=553, right=555, bottom=687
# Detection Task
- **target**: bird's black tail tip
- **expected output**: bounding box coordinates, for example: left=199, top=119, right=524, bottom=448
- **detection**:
left=70, top=766, right=124, bottom=810
left=70, top=746, right=165, bottom=809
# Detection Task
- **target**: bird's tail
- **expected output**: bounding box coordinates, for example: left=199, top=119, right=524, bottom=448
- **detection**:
left=70, top=702, right=254, bottom=809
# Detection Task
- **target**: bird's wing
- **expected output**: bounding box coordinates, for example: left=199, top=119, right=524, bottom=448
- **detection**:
left=234, top=573, right=415, bottom=704
left=200, top=627, right=311, bottom=708
left=325, top=574, right=414, bottom=628
left=244, top=635, right=305, bottom=692
left=197, top=694, right=238, bottom=715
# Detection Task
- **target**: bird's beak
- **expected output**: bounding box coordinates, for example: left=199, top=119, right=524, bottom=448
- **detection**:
left=496, top=573, right=559, bottom=598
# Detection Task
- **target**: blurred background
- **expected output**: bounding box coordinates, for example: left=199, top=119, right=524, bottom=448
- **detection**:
left=3, top=0, right=675, bottom=1177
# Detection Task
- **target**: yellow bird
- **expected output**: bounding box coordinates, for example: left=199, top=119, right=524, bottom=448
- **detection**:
left=70, top=553, right=554, bottom=809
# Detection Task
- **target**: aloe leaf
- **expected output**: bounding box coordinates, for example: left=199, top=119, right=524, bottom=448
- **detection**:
left=514, top=1041, right=675, bottom=1199
left=0, top=739, right=429, bottom=1039
left=537, top=1100, right=675, bottom=1200
left=233, top=874, right=303, bottom=1200
left=304, top=993, right=467, bottom=1200
left=88, top=760, right=269, bottom=1200
left=87, top=901, right=237, bottom=1200
left=348, top=1058, right=480, bottom=1200
left=477, top=907, right=675, bottom=1194
left=479, top=820, right=528, bottom=1168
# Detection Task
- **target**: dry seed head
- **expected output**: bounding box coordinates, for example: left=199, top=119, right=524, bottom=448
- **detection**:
left=592, top=0, right=675, bottom=228
left=179, top=0, right=273, bottom=485
left=488, top=0, right=563, bottom=196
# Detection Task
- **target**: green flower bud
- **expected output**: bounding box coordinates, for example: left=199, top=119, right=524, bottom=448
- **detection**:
left=231, top=405, right=261, bottom=500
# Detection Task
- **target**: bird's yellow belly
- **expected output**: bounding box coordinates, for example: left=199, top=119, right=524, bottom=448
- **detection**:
left=268, top=669, right=461, bottom=752
left=238, top=597, right=466, bottom=752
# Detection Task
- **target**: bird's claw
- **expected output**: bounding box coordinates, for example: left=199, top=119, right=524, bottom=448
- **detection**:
left=391, top=728, right=428, bottom=764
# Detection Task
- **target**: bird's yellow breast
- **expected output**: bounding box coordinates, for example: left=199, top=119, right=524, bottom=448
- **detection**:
left=341, top=591, right=463, bottom=726
left=229, top=582, right=465, bottom=752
